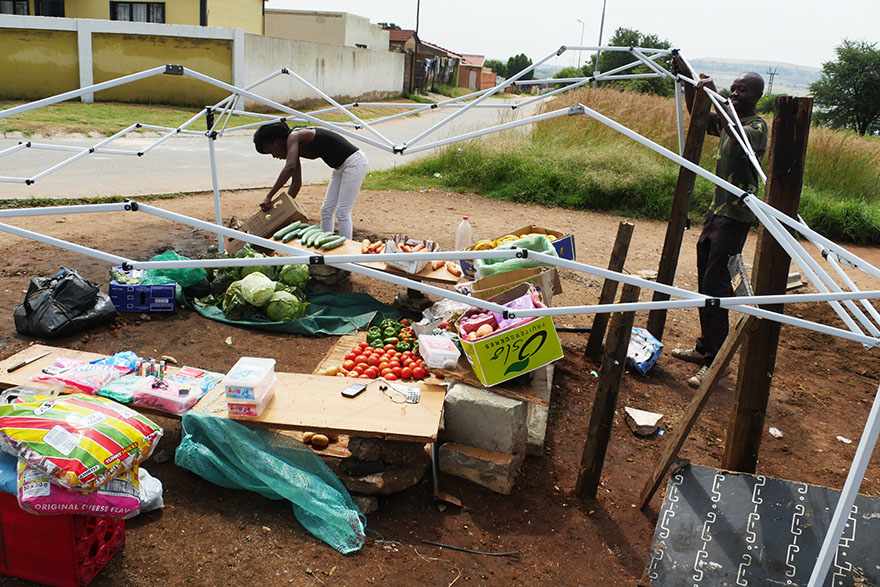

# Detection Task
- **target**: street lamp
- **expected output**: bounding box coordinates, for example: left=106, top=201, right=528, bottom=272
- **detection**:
left=594, top=0, right=607, bottom=82
left=576, top=18, right=585, bottom=70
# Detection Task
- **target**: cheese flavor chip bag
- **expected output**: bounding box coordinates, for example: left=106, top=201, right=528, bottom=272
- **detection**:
left=0, top=393, right=162, bottom=490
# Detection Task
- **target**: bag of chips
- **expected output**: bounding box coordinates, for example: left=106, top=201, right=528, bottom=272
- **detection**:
left=0, top=394, right=162, bottom=490
left=17, top=461, right=140, bottom=519
left=32, top=358, right=130, bottom=395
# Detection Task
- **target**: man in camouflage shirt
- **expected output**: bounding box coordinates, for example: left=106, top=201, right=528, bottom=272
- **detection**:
left=671, top=59, right=768, bottom=388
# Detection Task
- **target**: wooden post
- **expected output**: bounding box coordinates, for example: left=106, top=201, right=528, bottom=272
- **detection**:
left=576, top=282, right=640, bottom=498
left=722, top=97, right=813, bottom=473
left=585, top=221, right=634, bottom=362
left=646, top=90, right=712, bottom=340
left=638, top=315, right=756, bottom=509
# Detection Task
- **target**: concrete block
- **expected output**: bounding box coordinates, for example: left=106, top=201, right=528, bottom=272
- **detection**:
left=624, top=406, right=664, bottom=437
left=526, top=365, right=554, bottom=456
left=443, top=383, right=527, bottom=455
left=439, top=442, right=524, bottom=495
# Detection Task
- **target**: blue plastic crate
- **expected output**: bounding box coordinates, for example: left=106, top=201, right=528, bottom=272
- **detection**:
left=109, top=273, right=176, bottom=313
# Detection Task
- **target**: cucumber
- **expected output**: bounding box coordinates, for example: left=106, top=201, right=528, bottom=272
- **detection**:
left=272, top=221, right=306, bottom=240
left=298, top=227, right=321, bottom=243
left=321, top=236, right=346, bottom=250
left=307, top=230, right=329, bottom=247
left=315, top=232, right=339, bottom=247
left=282, top=228, right=305, bottom=243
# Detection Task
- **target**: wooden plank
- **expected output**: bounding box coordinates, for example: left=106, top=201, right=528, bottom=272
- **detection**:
left=576, top=283, right=640, bottom=498
left=430, top=367, right=550, bottom=407
left=638, top=315, right=755, bottom=510
left=193, top=372, right=445, bottom=443
left=647, top=89, right=712, bottom=340
left=285, top=237, right=459, bottom=285
left=585, top=221, right=634, bottom=362
left=723, top=97, right=813, bottom=473
left=0, top=344, right=105, bottom=392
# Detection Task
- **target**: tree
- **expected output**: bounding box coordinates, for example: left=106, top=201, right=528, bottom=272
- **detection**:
left=757, top=94, right=787, bottom=114
left=595, top=27, right=673, bottom=97
left=506, top=54, right=534, bottom=80
left=485, top=59, right=506, bottom=78
left=553, top=66, right=584, bottom=89
left=810, top=39, right=880, bottom=136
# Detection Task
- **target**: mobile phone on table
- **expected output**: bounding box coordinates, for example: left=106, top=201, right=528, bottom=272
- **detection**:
left=341, top=382, right=367, bottom=398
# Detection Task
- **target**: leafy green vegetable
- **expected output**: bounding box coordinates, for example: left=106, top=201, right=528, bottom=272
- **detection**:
left=239, top=272, right=275, bottom=307
left=278, top=264, right=310, bottom=289
left=221, top=280, right=256, bottom=320
left=265, top=291, right=309, bottom=322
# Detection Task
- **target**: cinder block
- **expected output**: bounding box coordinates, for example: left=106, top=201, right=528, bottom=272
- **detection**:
left=443, top=383, right=527, bottom=455
left=439, top=442, right=524, bottom=495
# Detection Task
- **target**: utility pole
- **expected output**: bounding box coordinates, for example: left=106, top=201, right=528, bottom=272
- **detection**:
left=409, top=0, right=421, bottom=94
left=594, top=0, right=607, bottom=86
left=766, top=66, right=778, bottom=95
left=576, top=18, right=585, bottom=70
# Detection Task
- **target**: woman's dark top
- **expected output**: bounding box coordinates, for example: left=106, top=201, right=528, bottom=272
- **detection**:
left=299, top=128, right=358, bottom=169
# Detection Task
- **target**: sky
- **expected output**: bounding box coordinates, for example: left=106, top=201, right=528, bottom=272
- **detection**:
left=265, top=0, right=879, bottom=70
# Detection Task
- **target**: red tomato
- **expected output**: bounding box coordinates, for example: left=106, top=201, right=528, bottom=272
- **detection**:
left=365, top=366, right=379, bottom=378
left=378, top=361, right=390, bottom=370
left=355, top=354, right=368, bottom=364
left=344, top=353, right=357, bottom=362
left=359, top=341, right=369, bottom=349
left=354, top=364, right=365, bottom=375
left=404, top=359, right=415, bottom=369
left=401, top=367, right=413, bottom=380
left=402, top=351, right=413, bottom=359
left=385, top=373, right=398, bottom=381
left=343, top=360, right=356, bottom=371
left=383, top=343, right=395, bottom=351
left=364, top=346, right=375, bottom=354
left=389, top=359, right=401, bottom=368
left=412, top=366, right=426, bottom=380
left=391, top=366, right=402, bottom=378
left=359, top=374, right=371, bottom=379
left=380, top=367, right=392, bottom=376
left=385, top=350, right=397, bottom=358
left=348, top=371, right=360, bottom=378
left=367, top=355, right=380, bottom=367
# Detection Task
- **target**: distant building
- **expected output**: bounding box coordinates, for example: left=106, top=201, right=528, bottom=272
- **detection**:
left=264, top=9, right=389, bottom=51
left=458, top=54, right=495, bottom=91
left=0, top=0, right=264, bottom=34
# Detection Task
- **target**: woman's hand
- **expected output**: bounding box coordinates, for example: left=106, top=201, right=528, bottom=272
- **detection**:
left=260, top=194, right=274, bottom=212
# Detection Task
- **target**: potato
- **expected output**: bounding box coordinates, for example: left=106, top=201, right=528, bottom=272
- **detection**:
left=311, top=434, right=329, bottom=449
left=302, top=431, right=315, bottom=444
left=475, top=323, right=494, bottom=337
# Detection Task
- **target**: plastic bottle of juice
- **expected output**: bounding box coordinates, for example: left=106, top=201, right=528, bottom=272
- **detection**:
left=455, top=216, right=472, bottom=251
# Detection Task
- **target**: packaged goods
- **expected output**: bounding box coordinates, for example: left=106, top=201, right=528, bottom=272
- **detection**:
left=32, top=358, right=130, bottom=395
left=227, top=376, right=276, bottom=418
left=0, top=394, right=162, bottom=490
left=417, top=335, right=461, bottom=369
left=224, top=357, right=276, bottom=399
left=17, top=461, right=140, bottom=518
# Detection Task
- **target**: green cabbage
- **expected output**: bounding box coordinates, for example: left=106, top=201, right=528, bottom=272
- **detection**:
left=239, top=272, right=275, bottom=307
left=221, top=280, right=255, bottom=320
left=265, top=291, right=309, bottom=322
left=241, top=265, right=277, bottom=280
left=278, top=264, right=310, bottom=289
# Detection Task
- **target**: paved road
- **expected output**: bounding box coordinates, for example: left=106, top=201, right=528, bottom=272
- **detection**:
left=0, top=97, right=542, bottom=199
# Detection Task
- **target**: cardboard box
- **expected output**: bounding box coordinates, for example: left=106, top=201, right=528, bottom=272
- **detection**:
left=383, top=239, right=439, bottom=275
left=226, top=194, right=310, bottom=254
left=459, top=284, right=563, bottom=387
left=470, top=267, right=562, bottom=306
left=460, top=225, right=576, bottom=279
left=108, top=267, right=175, bottom=312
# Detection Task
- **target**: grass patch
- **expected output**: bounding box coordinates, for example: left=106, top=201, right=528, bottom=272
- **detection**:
left=370, top=86, right=880, bottom=244
left=0, top=192, right=201, bottom=209
left=0, top=97, right=429, bottom=137
left=431, top=84, right=474, bottom=99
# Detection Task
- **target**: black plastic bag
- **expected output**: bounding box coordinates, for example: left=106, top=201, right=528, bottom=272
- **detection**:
left=13, top=268, right=117, bottom=338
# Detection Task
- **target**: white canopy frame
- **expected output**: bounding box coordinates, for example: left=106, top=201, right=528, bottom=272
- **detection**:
left=0, top=47, right=873, bottom=585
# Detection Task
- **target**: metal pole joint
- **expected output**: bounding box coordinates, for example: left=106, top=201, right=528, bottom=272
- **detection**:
left=706, top=298, right=721, bottom=308
left=123, top=200, right=139, bottom=212
left=164, top=64, right=184, bottom=76
left=568, top=104, right=586, bottom=116
left=309, top=255, right=325, bottom=265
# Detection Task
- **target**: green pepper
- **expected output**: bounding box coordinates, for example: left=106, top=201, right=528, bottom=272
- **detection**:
left=383, top=336, right=400, bottom=345
left=380, top=318, right=397, bottom=330
left=368, top=326, right=382, bottom=337
left=383, top=326, right=398, bottom=338
left=367, top=335, right=383, bottom=347
left=396, top=341, right=413, bottom=352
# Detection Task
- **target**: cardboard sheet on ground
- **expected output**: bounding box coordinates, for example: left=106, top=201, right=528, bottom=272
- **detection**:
left=194, top=372, right=445, bottom=443
left=644, top=463, right=880, bottom=586
left=186, top=290, right=399, bottom=336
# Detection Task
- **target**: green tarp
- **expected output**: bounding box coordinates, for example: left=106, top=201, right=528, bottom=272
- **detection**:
left=186, top=290, right=400, bottom=337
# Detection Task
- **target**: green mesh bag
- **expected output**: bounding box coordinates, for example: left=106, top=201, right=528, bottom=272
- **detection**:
left=474, top=234, right=559, bottom=277
left=175, top=411, right=365, bottom=554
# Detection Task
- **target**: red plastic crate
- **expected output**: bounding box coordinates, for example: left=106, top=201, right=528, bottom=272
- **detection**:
left=0, top=492, right=125, bottom=586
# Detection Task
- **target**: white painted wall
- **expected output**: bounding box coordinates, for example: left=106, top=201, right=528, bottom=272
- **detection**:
left=264, top=9, right=389, bottom=51
left=244, top=34, right=404, bottom=106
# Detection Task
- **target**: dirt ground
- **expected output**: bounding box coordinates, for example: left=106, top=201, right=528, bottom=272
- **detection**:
left=2, top=186, right=880, bottom=586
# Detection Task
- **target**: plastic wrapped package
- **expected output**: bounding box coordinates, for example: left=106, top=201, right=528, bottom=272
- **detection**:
left=0, top=451, right=16, bottom=495
left=32, top=358, right=130, bottom=394
left=17, top=461, right=140, bottom=518
left=0, top=394, right=162, bottom=490
left=138, top=467, right=164, bottom=514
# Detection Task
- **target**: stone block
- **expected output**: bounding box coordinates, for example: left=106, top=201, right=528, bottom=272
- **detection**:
left=443, top=383, right=527, bottom=455
left=526, top=365, right=554, bottom=456
left=347, top=437, right=428, bottom=464
left=624, top=406, right=664, bottom=437
left=438, top=442, right=524, bottom=495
